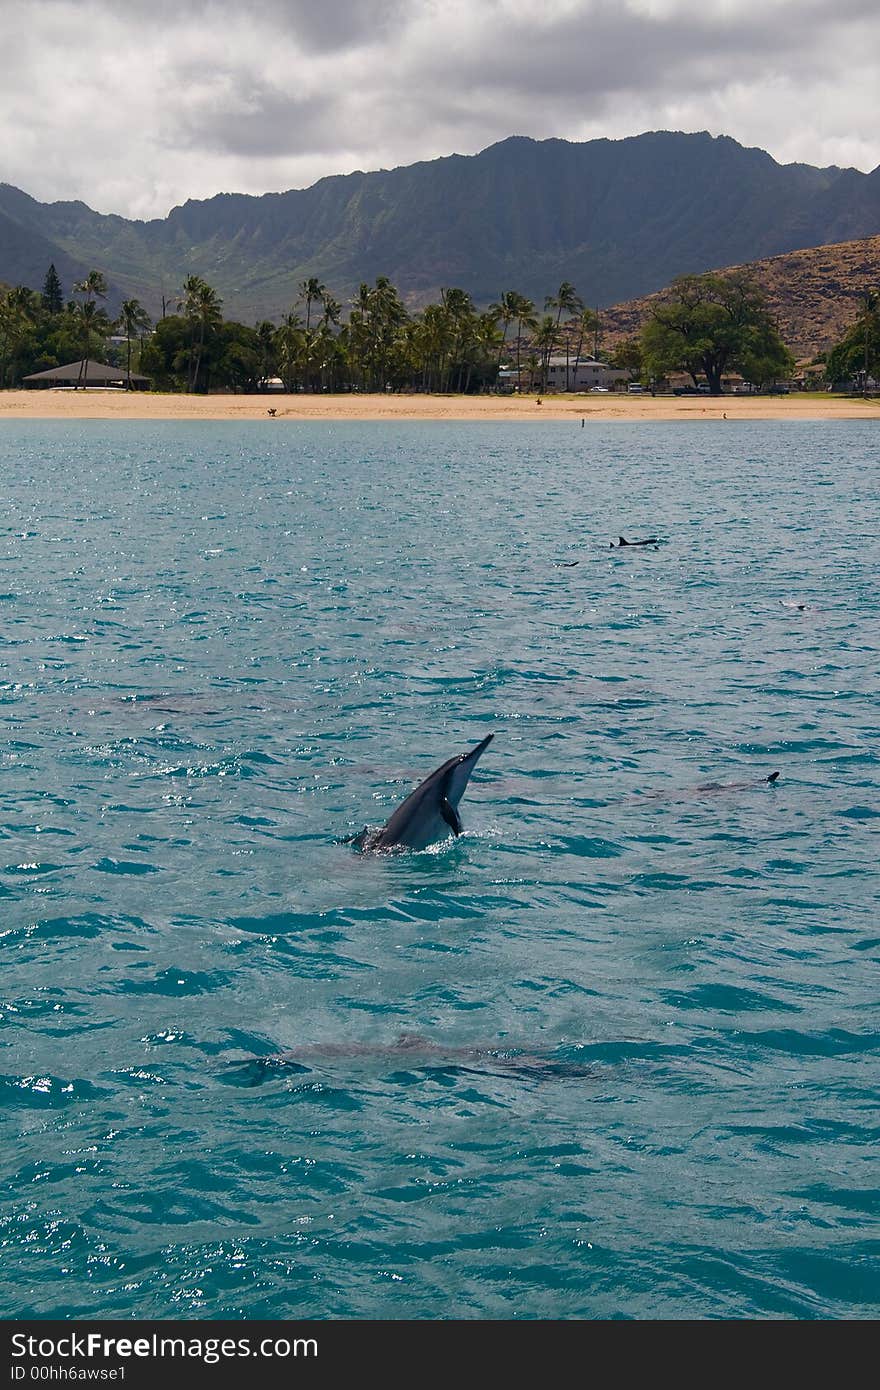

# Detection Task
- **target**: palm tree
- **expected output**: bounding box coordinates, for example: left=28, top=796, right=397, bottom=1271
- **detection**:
left=255, top=320, right=277, bottom=387
left=72, top=270, right=108, bottom=387
left=475, top=311, right=503, bottom=391
left=298, top=277, right=327, bottom=334
left=75, top=300, right=113, bottom=380
left=510, top=293, right=537, bottom=391
left=439, top=287, right=477, bottom=391
left=534, top=314, right=558, bottom=393
left=545, top=281, right=583, bottom=389
left=320, top=295, right=342, bottom=330
left=363, top=277, right=409, bottom=390
left=409, top=305, right=443, bottom=391
left=274, top=310, right=305, bottom=391
left=347, top=283, right=374, bottom=388
left=179, top=275, right=223, bottom=392
left=316, top=296, right=342, bottom=388
left=524, top=351, right=540, bottom=393
left=572, top=306, right=600, bottom=382
left=118, top=298, right=151, bottom=388
left=487, top=290, right=519, bottom=384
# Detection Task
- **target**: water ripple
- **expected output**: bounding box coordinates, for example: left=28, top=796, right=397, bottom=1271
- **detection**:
left=1, top=420, right=878, bottom=1320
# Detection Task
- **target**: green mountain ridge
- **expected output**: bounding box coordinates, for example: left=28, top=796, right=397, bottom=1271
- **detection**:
left=2, top=132, right=879, bottom=322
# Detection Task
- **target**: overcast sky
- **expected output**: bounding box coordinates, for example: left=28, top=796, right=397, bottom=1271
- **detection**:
left=2, top=0, right=878, bottom=219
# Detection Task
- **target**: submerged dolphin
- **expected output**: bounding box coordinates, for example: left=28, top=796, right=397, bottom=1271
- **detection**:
left=611, top=535, right=662, bottom=548
left=694, top=771, right=779, bottom=792
left=351, top=733, right=494, bottom=851
left=225, top=1033, right=596, bottom=1084
left=631, top=770, right=780, bottom=804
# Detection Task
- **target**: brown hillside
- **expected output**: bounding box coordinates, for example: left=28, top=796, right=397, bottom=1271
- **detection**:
left=597, top=235, right=880, bottom=360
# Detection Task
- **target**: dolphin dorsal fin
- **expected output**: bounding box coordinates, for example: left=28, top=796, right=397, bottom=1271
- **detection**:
left=766, top=771, right=780, bottom=783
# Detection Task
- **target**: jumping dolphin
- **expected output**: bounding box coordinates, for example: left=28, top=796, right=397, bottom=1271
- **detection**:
left=350, top=734, right=494, bottom=851
left=611, top=535, right=662, bottom=548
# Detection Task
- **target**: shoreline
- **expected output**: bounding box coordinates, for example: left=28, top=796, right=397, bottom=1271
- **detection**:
left=0, top=389, right=878, bottom=422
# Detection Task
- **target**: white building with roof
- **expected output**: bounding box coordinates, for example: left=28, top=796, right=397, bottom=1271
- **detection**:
left=498, top=355, right=627, bottom=392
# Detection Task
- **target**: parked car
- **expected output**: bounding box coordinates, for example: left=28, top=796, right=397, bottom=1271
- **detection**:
left=627, top=383, right=644, bottom=393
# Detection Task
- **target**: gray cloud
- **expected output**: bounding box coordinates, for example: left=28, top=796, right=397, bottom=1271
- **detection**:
left=1, top=0, right=878, bottom=217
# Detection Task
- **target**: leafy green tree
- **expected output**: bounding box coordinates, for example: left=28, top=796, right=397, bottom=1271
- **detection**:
left=826, top=290, right=879, bottom=392
left=0, top=289, right=38, bottom=385
left=641, top=271, right=793, bottom=394
left=609, top=338, right=643, bottom=376
left=737, top=334, right=797, bottom=393
left=137, top=315, right=188, bottom=390
left=214, top=321, right=262, bottom=392
left=26, top=301, right=87, bottom=378
left=140, top=314, right=260, bottom=392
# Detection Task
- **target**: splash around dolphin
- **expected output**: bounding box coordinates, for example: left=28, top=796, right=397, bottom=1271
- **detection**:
left=348, top=733, right=494, bottom=852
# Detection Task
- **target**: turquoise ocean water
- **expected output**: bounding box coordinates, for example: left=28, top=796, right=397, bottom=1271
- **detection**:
left=1, top=419, right=878, bottom=1320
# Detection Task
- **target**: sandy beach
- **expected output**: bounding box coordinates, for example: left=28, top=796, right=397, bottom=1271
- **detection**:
left=0, top=388, right=877, bottom=422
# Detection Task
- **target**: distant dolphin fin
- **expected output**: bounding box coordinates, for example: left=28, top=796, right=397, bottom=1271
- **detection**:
left=766, top=771, right=780, bottom=783
left=440, top=797, right=463, bottom=836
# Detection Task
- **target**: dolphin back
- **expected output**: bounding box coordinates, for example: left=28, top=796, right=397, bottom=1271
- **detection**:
left=361, top=733, right=494, bottom=851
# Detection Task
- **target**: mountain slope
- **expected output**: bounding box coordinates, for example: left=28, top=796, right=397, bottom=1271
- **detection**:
left=0, top=201, right=93, bottom=302
left=1, top=132, right=879, bottom=322
left=598, top=234, right=880, bottom=359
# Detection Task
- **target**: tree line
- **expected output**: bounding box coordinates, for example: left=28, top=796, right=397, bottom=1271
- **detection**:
left=1, top=262, right=876, bottom=394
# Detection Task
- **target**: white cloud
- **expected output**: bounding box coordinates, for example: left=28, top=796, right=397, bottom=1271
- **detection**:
left=1, top=0, right=877, bottom=217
